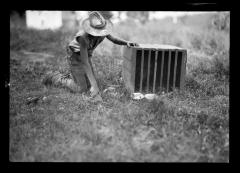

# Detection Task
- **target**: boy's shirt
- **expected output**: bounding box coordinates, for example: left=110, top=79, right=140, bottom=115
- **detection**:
left=68, top=30, right=105, bottom=57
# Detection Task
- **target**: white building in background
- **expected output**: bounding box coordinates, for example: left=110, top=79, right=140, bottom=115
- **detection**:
left=26, top=11, right=62, bottom=30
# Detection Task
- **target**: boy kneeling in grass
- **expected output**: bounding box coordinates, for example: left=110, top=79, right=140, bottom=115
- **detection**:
left=42, top=11, right=138, bottom=101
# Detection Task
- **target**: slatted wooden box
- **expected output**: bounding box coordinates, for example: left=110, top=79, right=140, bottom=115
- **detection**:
left=122, top=44, right=187, bottom=94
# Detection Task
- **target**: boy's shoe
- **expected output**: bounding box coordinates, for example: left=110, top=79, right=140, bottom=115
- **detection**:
left=90, top=87, right=100, bottom=97
left=42, top=71, right=84, bottom=93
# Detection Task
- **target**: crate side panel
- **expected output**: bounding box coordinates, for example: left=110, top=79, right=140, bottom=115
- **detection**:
left=175, top=51, right=183, bottom=89
left=180, top=50, right=187, bottom=90
left=130, top=49, right=137, bottom=93
left=122, top=47, right=132, bottom=61
left=122, top=48, right=134, bottom=93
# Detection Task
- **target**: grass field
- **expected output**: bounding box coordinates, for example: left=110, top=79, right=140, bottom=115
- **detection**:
left=9, top=12, right=229, bottom=162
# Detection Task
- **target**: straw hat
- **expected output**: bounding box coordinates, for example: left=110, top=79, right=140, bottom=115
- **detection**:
left=82, top=11, right=113, bottom=36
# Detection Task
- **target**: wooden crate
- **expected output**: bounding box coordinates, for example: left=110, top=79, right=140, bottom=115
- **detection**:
left=122, top=44, right=187, bottom=94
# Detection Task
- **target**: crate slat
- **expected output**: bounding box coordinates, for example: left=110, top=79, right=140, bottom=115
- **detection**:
left=160, top=51, right=164, bottom=92
left=153, top=51, right=158, bottom=93
left=146, top=50, right=151, bottom=92
left=140, top=49, right=144, bottom=92
left=173, top=50, right=178, bottom=91
left=166, top=51, right=171, bottom=92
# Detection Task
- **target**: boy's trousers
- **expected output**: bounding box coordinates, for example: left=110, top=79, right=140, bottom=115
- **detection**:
left=43, top=47, right=93, bottom=93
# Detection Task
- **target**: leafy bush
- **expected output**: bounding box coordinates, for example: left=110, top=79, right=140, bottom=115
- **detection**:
left=209, top=12, right=230, bottom=33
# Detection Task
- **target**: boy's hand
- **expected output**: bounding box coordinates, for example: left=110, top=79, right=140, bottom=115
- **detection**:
left=89, top=87, right=103, bottom=102
left=127, top=42, right=139, bottom=47
left=90, top=87, right=100, bottom=97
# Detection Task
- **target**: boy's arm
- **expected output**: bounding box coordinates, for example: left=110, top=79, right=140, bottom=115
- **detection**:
left=106, top=34, right=139, bottom=47
left=76, top=36, right=88, bottom=62
left=106, top=34, right=128, bottom=45
left=76, top=36, right=100, bottom=96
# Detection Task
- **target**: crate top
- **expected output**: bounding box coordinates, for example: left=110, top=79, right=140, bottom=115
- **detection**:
left=131, top=44, right=186, bottom=50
